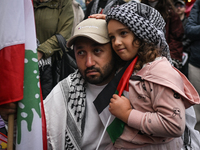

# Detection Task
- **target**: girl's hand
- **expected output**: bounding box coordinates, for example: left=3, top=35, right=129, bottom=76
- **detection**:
left=88, top=14, right=106, bottom=20
left=109, top=94, right=132, bottom=123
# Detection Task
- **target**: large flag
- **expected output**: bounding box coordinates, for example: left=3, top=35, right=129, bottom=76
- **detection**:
left=94, top=56, right=138, bottom=143
left=0, top=0, right=47, bottom=149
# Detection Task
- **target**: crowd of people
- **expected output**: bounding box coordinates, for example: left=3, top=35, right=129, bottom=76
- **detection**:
left=0, top=0, right=200, bottom=149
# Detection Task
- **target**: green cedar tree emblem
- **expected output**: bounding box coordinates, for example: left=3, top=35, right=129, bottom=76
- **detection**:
left=17, top=50, right=41, bottom=144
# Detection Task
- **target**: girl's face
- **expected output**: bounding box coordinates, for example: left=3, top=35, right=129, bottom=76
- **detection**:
left=108, top=19, right=140, bottom=61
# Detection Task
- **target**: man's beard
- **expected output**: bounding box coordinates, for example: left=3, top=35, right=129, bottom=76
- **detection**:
left=80, top=58, right=115, bottom=85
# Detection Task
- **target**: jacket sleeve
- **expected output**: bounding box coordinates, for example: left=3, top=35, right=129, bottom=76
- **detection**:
left=185, top=0, right=200, bottom=41
left=128, top=82, right=185, bottom=137
left=38, top=0, right=74, bottom=59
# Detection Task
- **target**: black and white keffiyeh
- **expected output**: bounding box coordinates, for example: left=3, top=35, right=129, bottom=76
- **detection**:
left=106, top=1, right=172, bottom=63
left=61, top=70, right=87, bottom=149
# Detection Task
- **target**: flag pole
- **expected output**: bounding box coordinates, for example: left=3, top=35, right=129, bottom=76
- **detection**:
left=7, top=114, right=14, bottom=150
left=96, top=115, right=111, bottom=150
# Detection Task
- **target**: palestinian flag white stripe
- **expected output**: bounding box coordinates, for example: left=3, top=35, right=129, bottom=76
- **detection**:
left=94, top=57, right=138, bottom=144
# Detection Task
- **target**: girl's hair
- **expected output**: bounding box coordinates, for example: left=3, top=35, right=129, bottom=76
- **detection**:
left=113, top=33, right=161, bottom=71
left=141, top=0, right=176, bottom=22
left=133, top=36, right=161, bottom=70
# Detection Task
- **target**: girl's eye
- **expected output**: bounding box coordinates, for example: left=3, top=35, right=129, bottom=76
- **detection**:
left=121, top=31, right=127, bottom=36
left=109, top=36, right=115, bottom=40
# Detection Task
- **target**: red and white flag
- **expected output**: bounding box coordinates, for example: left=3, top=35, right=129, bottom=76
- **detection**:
left=0, top=0, right=47, bottom=149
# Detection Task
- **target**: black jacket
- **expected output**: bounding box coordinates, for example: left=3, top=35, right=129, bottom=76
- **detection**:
left=84, top=0, right=125, bottom=19
left=185, top=0, right=200, bottom=68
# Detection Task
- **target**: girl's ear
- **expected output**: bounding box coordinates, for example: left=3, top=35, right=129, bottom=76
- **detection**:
left=133, top=39, right=141, bottom=48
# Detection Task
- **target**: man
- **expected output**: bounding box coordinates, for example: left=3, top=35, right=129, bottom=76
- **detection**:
left=175, top=0, right=186, bottom=22
left=0, top=18, right=120, bottom=150
left=175, top=0, right=191, bottom=77
left=45, top=18, right=119, bottom=150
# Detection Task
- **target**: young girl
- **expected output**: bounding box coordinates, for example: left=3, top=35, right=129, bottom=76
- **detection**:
left=90, top=1, right=200, bottom=150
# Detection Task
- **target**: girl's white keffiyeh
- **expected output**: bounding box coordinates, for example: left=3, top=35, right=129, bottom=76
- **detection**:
left=106, top=1, right=172, bottom=63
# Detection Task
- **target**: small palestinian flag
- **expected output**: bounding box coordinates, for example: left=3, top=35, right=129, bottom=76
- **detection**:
left=94, top=56, right=138, bottom=143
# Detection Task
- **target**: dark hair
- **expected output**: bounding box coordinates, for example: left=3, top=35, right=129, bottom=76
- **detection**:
left=141, top=0, right=176, bottom=22
left=133, top=36, right=161, bottom=71
left=110, top=35, right=161, bottom=71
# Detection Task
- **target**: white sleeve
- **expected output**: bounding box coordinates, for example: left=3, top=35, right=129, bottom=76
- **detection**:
left=181, top=106, right=200, bottom=150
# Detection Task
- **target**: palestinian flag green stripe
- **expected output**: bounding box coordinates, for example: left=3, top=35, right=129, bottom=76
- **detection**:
left=106, top=56, right=138, bottom=143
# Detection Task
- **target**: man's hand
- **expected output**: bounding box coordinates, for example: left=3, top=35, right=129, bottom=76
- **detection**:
left=109, top=94, right=132, bottom=123
left=0, top=103, right=17, bottom=121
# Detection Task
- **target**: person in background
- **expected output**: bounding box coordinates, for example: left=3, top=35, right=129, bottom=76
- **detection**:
left=185, top=0, right=200, bottom=132
left=34, top=0, right=73, bottom=60
left=33, top=0, right=74, bottom=99
left=175, top=0, right=191, bottom=78
left=72, top=0, right=85, bottom=36
left=76, top=0, right=86, bottom=12
left=85, top=0, right=93, bottom=8
left=175, top=0, right=187, bottom=22
left=84, top=0, right=125, bottom=19
left=0, top=116, right=7, bottom=136
left=141, top=0, right=184, bottom=70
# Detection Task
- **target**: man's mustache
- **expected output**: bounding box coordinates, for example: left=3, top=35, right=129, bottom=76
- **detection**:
left=85, top=66, right=100, bottom=73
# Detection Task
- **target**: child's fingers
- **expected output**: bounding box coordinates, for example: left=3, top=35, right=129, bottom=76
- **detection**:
left=112, top=94, right=119, bottom=99
left=88, top=14, right=106, bottom=19
left=121, top=96, right=129, bottom=101
left=110, top=97, right=116, bottom=103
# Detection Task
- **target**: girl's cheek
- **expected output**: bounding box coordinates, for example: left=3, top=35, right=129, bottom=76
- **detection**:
left=111, top=43, right=117, bottom=51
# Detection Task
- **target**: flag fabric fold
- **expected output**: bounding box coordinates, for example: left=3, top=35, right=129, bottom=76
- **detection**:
left=94, top=56, right=138, bottom=143
left=0, top=0, right=47, bottom=149
left=0, top=0, right=25, bottom=105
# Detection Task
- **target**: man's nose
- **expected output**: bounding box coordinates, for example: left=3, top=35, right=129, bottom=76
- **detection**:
left=85, top=54, right=95, bottom=67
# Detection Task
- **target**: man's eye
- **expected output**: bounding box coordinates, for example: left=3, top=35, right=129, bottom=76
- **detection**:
left=94, top=49, right=101, bottom=53
left=77, top=51, right=84, bottom=55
